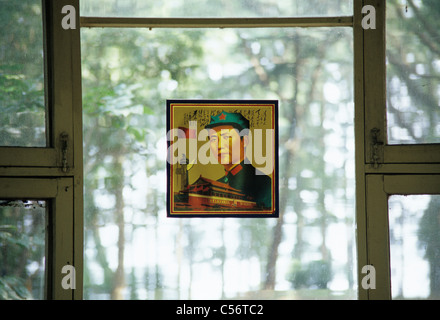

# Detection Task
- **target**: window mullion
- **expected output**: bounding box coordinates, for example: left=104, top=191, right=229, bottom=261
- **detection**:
left=80, top=16, right=353, bottom=29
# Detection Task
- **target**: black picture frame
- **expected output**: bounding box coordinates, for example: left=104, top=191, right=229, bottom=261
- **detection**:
left=167, top=99, right=279, bottom=218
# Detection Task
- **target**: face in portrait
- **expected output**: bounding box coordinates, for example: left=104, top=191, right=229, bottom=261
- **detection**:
left=208, top=125, right=249, bottom=170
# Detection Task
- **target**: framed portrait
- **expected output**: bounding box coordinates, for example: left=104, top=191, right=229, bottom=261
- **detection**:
left=166, top=100, right=279, bottom=218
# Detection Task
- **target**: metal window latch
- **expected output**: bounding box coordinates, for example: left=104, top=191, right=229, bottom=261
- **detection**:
left=60, top=132, right=69, bottom=173
left=370, top=128, right=383, bottom=169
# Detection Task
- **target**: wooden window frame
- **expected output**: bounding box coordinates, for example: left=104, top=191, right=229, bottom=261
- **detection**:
left=0, top=177, right=76, bottom=299
left=0, top=0, right=83, bottom=300
left=358, top=0, right=440, bottom=300
left=365, top=174, right=440, bottom=299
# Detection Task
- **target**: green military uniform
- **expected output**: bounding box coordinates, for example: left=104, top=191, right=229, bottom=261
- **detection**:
left=206, top=111, right=272, bottom=209
left=217, top=161, right=272, bottom=208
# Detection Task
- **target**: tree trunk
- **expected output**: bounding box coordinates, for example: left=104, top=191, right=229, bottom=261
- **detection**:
left=263, top=32, right=330, bottom=289
left=111, top=155, right=126, bottom=300
left=264, top=211, right=284, bottom=290
left=263, top=33, right=302, bottom=290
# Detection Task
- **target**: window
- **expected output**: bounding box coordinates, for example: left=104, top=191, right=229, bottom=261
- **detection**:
left=0, top=178, right=76, bottom=299
left=358, top=0, right=440, bottom=300
left=1, top=0, right=439, bottom=300
left=386, top=0, right=440, bottom=145
left=0, top=1, right=46, bottom=147
left=389, top=195, right=440, bottom=299
left=366, top=175, right=440, bottom=299
left=0, top=0, right=83, bottom=300
left=0, top=199, right=46, bottom=299
left=80, top=6, right=356, bottom=300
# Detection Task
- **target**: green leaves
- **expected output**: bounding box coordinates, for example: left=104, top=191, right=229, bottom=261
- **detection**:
left=0, top=65, right=44, bottom=113
left=126, top=126, right=144, bottom=142
left=287, top=259, right=332, bottom=290
left=0, top=225, right=16, bottom=244
left=0, top=224, right=42, bottom=300
left=0, top=277, right=31, bottom=300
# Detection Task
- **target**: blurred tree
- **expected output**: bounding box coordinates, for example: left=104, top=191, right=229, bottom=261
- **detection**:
left=418, top=197, right=440, bottom=299
left=80, top=2, right=356, bottom=299
left=0, top=201, right=45, bottom=300
left=0, top=0, right=46, bottom=300
left=0, top=0, right=45, bottom=147
left=287, top=259, right=332, bottom=289
left=387, top=0, right=440, bottom=144
left=83, top=16, right=352, bottom=295
left=81, top=27, right=205, bottom=298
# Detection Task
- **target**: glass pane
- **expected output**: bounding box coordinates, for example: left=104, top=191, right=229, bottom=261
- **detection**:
left=80, top=0, right=353, bottom=18
left=389, top=195, right=440, bottom=299
left=0, top=1, right=46, bottom=147
left=82, top=27, right=355, bottom=299
left=0, top=200, right=46, bottom=300
left=386, top=1, right=440, bottom=144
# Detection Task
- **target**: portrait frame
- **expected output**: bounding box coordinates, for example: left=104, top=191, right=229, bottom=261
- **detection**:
left=166, top=100, right=279, bottom=218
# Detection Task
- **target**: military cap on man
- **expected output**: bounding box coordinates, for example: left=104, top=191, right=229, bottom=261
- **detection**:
left=205, top=111, right=250, bottom=131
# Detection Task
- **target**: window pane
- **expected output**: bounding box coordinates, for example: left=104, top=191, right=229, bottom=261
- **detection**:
left=80, top=0, right=353, bottom=18
left=0, top=200, right=46, bottom=300
left=389, top=195, right=440, bottom=299
left=0, top=1, right=46, bottom=147
left=82, top=27, right=355, bottom=299
left=386, top=1, right=440, bottom=144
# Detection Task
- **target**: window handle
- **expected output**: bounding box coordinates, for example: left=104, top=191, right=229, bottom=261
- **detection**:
left=60, top=132, right=69, bottom=173
left=370, top=128, right=383, bottom=169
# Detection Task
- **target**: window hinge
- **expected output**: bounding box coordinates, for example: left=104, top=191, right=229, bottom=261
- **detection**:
left=370, top=128, right=383, bottom=169
left=60, top=132, right=69, bottom=173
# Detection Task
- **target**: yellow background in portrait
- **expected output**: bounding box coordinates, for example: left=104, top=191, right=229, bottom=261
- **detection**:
left=170, top=103, right=275, bottom=194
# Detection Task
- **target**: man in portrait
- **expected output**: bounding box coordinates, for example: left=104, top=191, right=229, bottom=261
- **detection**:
left=205, top=111, right=272, bottom=209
